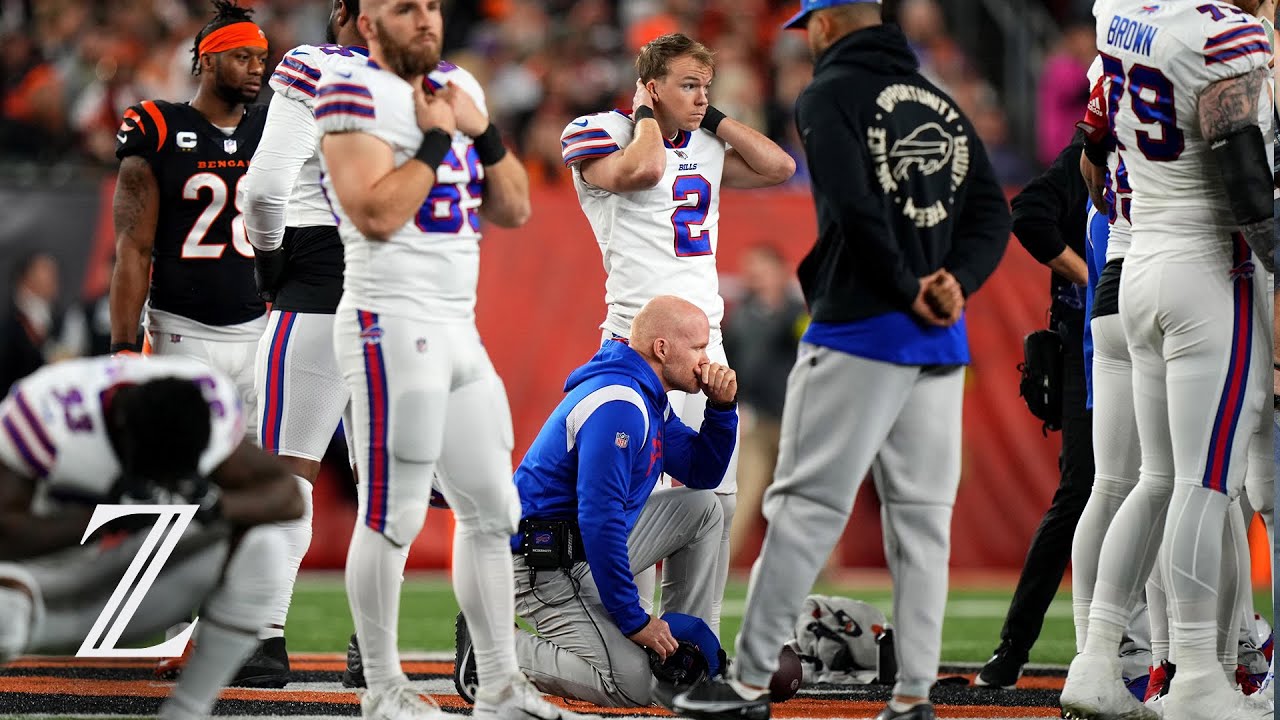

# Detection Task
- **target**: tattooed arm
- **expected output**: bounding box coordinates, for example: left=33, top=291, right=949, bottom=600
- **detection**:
left=108, top=156, right=158, bottom=348
left=1199, top=66, right=1275, bottom=271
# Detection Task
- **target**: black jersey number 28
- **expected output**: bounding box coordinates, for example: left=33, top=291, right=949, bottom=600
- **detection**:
left=181, top=173, right=254, bottom=260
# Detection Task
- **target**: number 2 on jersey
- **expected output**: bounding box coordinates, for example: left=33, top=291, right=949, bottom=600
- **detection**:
left=671, top=174, right=712, bottom=257
left=181, top=174, right=253, bottom=259
left=1099, top=54, right=1184, bottom=162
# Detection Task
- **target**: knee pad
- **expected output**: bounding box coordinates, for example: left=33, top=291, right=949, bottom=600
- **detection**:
left=366, top=389, right=445, bottom=545
left=453, top=478, right=520, bottom=536
left=205, top=526, right=288, bottom=633
left=0, top=565, right=41, bottom=661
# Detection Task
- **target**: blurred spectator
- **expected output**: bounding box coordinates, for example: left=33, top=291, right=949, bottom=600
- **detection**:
left=973, top=101, right=1033, bottom=187
left=722, top=244, right=806, bottom=561
left=0, top=251, right=61, bottom=392
left=1, top=31, right=65, bottom=158
left=1036, top=18, right=1094, bottom=167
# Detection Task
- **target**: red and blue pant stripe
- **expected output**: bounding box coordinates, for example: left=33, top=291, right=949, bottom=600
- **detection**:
left=1202, top=234, right=1254, bottom=494
left=259, top=311, right=298, bottom=453
left=358, top=310, right=390, bottom=532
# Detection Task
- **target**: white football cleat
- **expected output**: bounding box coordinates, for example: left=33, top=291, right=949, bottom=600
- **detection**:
left=1060, top=653, right=1158, bottom=720
left=360, top=683, right=445, bottom=720
left=1163, top=669, right=1272, bottom=720
left=473, top=672, right=600, bottom=720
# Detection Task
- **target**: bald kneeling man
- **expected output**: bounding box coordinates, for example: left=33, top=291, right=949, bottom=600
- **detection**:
left=503, top=296, right=738, bottom=707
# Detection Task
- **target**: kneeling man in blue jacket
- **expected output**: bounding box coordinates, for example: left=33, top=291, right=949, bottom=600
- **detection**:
left=505, top=295, right=738, bottom=707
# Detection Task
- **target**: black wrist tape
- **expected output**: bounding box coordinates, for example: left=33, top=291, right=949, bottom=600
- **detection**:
left=110, top=341, right=142, bottom=354
left=1083, top=137, right=1111, bottom=167
left=634, top=106, right=655, bottom=122
left=474, top=123, right=507, bottom=165
left=414, top=128, right=453, bottom=169
left=701, top=105, right=727, bottom=134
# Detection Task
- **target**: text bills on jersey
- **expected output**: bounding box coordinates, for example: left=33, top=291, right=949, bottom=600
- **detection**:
left=0, top=356, right=244, bottom=514
left=315, top=60, right=488, bottom=321
left=268, top=43, right=371, bottom=229
left=562, top=110, right=729, bottom=340
left=866, top=84, right=971, bottom=231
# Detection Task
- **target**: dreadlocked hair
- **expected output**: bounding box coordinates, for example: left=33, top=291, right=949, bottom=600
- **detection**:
left=191, top=0, right=256, bottom=76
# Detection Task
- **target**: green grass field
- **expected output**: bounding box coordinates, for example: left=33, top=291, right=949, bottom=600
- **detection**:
left=285, top=573, right=1274, bottom=667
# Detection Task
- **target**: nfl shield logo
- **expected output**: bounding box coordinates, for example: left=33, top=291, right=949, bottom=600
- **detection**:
left=224, top=138, right=238, bottom=154
left=615, top=432, right=629, bottom=449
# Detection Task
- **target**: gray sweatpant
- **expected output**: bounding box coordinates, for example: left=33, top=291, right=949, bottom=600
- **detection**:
left=515, top=487, right=723, bottom=707
left=735, top=343, right=964, bottom=699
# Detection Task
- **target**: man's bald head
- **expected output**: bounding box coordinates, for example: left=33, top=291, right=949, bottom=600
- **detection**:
left=632, top=296, right=709, bottom=351
left=631, top=296, right=711, bottom=394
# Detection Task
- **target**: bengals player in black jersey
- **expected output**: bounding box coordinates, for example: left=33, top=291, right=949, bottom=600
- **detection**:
left=108, top=0, right=270, bottom=682
left=109, top=0, right=268, bottom=439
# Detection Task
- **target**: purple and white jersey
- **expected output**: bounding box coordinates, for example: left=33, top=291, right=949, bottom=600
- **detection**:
left=317, top=59, right=489, bottom=321
left=266, top=43, right=371, bottom=229
left=562, top=110, right=729, bottom=340
left=0, top=356, right=244, bottom=506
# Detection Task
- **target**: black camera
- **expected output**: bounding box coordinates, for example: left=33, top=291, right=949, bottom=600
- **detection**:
left=519, top=519, right=580, bottom=570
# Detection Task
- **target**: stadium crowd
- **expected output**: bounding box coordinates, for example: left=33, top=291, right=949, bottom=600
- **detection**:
left=0, top=0, right=1063, bottom=186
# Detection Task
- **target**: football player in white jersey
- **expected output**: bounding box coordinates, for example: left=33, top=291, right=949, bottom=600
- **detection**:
left=561, top=33, right=795, bottom=636
left=236, top=0, right=368, bottom=688
left=316, top=1, right=584, bottom=719
left=1061, top=2, right=1275, bottom=718
left=0, top=355, right=303, bottom=720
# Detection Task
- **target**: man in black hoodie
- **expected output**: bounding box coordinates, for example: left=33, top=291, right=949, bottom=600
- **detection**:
left=673, top=2, right=1010, bottom=720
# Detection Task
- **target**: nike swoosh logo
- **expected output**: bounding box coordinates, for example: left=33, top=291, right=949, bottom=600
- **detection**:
left=571, top=119, right=589, bottom=127
left=117, top=133, right=128, bottom=143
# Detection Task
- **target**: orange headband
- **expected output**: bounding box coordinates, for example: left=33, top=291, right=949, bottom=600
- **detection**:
left=198, top=22, right=267, bottom=56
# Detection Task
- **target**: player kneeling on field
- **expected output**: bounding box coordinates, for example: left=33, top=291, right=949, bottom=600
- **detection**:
left=454, top=296, right=736, bottom=708
left=0, top=355, right=302, bottom=720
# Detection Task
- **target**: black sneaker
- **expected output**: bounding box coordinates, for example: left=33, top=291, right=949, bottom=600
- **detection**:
left=231, top=636, right=290, bottom=688
left=342, top=633, right=366, bottom=688
left=671, top=679, right=769, bottom=720
left=873, top=702, right=936, bottom=720
left=974, top=643, right=1027, bottom=689
left=454, top=611, right=478, bottom=704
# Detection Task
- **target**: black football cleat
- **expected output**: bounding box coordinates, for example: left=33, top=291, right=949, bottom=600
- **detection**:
left=342, top=633, right=366, bottom=688
left=672, top=679, right=770, bottom=720
left=974, top=642, right=1027, bottom=689
left=231, top=636, right=291, bottom=688
left=873, top=702, right=936, bottom=720
left=454, top=611, right=478, bottom=704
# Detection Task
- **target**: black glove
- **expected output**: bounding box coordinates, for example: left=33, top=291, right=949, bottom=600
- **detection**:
left=253, top=246, right=286, bottom=303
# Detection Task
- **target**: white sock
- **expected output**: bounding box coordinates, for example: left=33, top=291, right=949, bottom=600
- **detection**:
left=1147, top=562, right=1169, bottom=664
left=1216, top=498, right=1248, bottom=672
left=1085, top=478, right=1173, bottom=658
left=1165, top=487, right=1229, bottom=677
left=453, top=527, right=519, bottom=693
left=261, top=476, right=312, bottom=641
left=162, top=619, right=258, bottom=718
left=1072, top=478, right=1132, bottom=653
left=346, top=523, right=411, bottom=691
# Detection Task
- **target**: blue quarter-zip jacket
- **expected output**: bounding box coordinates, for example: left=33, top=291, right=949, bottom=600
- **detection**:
left=512, top=339, right=737, bottom=636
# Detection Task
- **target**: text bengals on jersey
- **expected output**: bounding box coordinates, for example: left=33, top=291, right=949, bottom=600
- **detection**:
left=195, top=160, right=249, bottom=170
